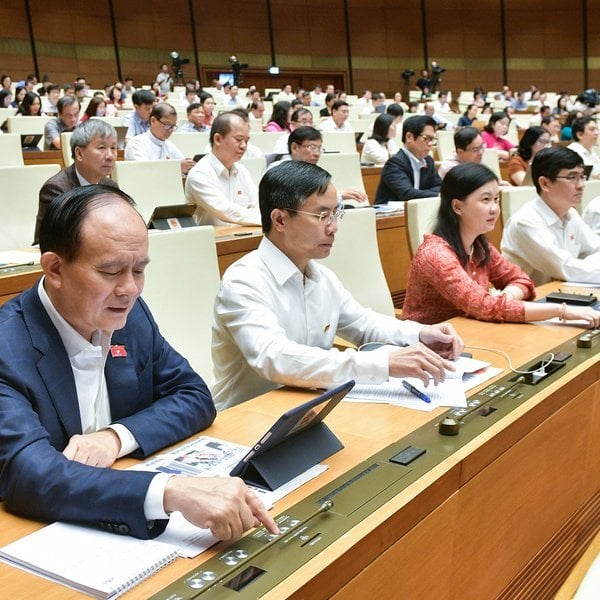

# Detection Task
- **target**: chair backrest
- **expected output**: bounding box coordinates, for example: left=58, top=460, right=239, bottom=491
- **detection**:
left=317, top=152, right=366, bottom=195
left=112, top=160, right=186, bottom=223
left=482, top=148, right=501, bottom=178
left=239, top=156, right=267, bottom=186
left=319, top=207, right=394, bottom=316
left=500, top=185, right=536, bottom=226
left=0, top=164, right=60, bottom=250
left=320, top=131, right=357, bottom=154
left=60, top=131, right=74, bottom=167
left=0, top=107, right=17, bottom=128
left=436, top=130, right=455, bottom=161
left=7, top=116, right=52, bottom=150
left=248, top=131, right=286, bottom=153
left=143, top=227, right=220, bottom=382
left=169, top=132, right=209, bottom=157
left=406, top=196, right=441, bottom=256
left=0, top=134, right=24, bottom=166
left=580, top=179, right=600, bottom=214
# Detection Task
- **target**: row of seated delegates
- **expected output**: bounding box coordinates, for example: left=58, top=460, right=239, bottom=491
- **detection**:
left=185, top=112, right=260, bottom=226
left=0, top=184, right=278, bottom=542
left=268, top=126, right=367, bottom=204
left=502, top=146, right=600, bottom=285
left=481, top=111, right=514, bottom=163
left=567, top=116, right=600, bottom=179
left=507, top=126, right=550, bottom=185
left=124, top=103, right=195, bottom=174
left=44, top=95, right=81, bottom=150
left=403, top=162, right=600, bottom=327
left=211, top=160, right=463, bottom=409
left=35, top=119, right=120, bottom=244
left=360, top=113, right=400, bottom=166
left=375, top=116, right=441, bottom=203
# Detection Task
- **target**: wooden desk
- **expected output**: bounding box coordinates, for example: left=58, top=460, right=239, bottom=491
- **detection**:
left=0, top=215, right=411, bottom=309
left=361, top=165, right=382, bottom=201
left=0, top=283, right=598, bottom=599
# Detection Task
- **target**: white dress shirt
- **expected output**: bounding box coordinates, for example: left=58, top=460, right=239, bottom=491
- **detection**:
left=582, top=196, right=600, bottom=235
left=501, top=196, right=600, bottom=285
left=124, top=130, right=185, bottom=162
left=185, top=152, right=260, bottom=226
left=319, top=117, right=354, bottom=133
left=567, top=142, right=600, bottom=179
left=212, top=237, right=423, bottom=410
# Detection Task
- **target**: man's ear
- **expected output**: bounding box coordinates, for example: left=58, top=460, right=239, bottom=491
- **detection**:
left=270, top=208, right=287, bottom=232
left=73, top=146, right=83, bottom=163
left=537, top=175, right=552, bottom=193
left=40, top=252, right=65, bottom=289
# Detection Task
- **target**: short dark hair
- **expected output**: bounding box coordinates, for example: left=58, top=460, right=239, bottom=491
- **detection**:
left=386, top=103, right=404, bottom=118
left=46, top=84, right=60, bottom=94
left=291, top=107, right=312, bottom=124
left=435, top=162, right=498, bottom=267
left=454, top=126, right=482, bottom=151
left=531, top=146, right=584, bottom=194
left=57, top=94, right=79, bottom=114
left=40, top=185, right=137, bottom=262
left=288, top=126, right=322, bottom=153
left=571, top=116, right=596, bottom=142
left=402, top=115, right=436, bottom=143
left=186, top=102, right=201, bottom=115
left=259, top=161, right=331, bottom=234
left=209, top=111, right=245, bottom=146
left=331, top=100, right=348, bottom=112
left=150, top=102, right=176, bottom=120
left=132, top=89, right=156, bottom=106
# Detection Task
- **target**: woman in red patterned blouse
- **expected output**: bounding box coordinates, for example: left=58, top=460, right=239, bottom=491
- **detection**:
left=402, top=163, right=599, bottom=326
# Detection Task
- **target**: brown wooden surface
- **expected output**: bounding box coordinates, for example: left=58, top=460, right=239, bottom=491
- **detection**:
left=0, top=283, right=598, bottom=599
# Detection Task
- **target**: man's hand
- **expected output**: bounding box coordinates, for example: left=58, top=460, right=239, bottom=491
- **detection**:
left=62, top=429, right=122, bottom=467
left=164, top=476, right=280, bottom=541
left=388, top=343, right=454, bottom=386
left=419, top=323, right=464, bottom=360
left=180, top=158, right=196, bottom=174
left=340, top=189, right=368, bottom=203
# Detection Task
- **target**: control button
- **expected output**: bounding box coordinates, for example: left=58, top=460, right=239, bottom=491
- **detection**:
left=224, top=557, right=238, bottom=566
left=201, top=571, right=217, bottom=581
left=188, top=579, right=204, bottom=589
left=289, top=519, right=301, bottom=526
left=234, top=549, right=248, bottom=558
left=468, top=399, right=481, bottom=407
left=280, top=526, right=290, bottom=533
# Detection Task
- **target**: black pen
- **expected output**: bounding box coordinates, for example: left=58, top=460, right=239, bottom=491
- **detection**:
left=402, top=380, right=431, bottom=403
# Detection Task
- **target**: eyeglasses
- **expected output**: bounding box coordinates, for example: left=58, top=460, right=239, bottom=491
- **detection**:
left=555, top=174, right=586, bottom=184
left=300, top=144, right=323, bottom=153
left=158, top=120, right=178, bottom=132
left=466, top=145, right=486, bottom=153
left=286, top=205, right=345, bottom=225
left=418, top=134, right=437, bottom=145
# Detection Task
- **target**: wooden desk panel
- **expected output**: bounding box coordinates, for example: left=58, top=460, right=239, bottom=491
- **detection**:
left=1, top=285, right=598, bottom=599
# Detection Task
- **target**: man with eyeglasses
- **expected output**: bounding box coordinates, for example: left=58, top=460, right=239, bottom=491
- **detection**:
left=124, top=103, right=195, bottom=174
left=211, top=160, right=463, bottom=410
left=502, top=146, right=600, bottom=285
left=438, top=127, right=486, bottom=179
left=375, top=115, right=441, bottom=203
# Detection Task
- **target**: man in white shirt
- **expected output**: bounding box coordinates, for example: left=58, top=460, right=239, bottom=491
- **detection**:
left=224, top=85, right=243, bottom=106
left=0, top=184, right=278, bottom=541
left=185, top=112, right=260, bottom=226
left=156, top=63, right=172, bottom=96
left=212, top=160, right=463, bottom=410
left=41, top=84, right=61, bottom=115
left=124, top=103, right=195, bottom=174
left=278, top=84, right=295, bottom=102
left=319, top=100, right=353, bottom=133
left=502, top=146, right=600, bottom=285
left=567, top=116, right=600, bottom=179
left=432, top=90, right=452, bottom=113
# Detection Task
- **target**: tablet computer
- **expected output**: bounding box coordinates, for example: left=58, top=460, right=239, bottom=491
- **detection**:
left=229, top=380, right=354, bottom=489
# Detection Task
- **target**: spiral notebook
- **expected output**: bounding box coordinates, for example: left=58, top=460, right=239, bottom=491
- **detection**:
left=0, top=522, right=178, bottom=599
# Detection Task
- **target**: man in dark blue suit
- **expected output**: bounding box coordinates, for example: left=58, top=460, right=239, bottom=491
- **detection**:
left=0, top=185, right=277, bottom=541
left=375, top=115, right=441, bottom=203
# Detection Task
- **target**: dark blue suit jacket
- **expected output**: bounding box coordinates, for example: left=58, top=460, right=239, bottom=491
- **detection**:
left=375, top=149, right=441, bottom=203
left=0, top=284, right=215, bottom=539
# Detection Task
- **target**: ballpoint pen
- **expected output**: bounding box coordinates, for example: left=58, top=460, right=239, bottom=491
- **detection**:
left=401, top=380, right=431, bottom=403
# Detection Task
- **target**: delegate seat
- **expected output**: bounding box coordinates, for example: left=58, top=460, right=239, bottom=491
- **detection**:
left=0, top=164, right=60, bottom=250
left=317, top=152, right=366, bottom=197
left=319, top=206, right=394, bottom=316
left=406, top=196, right=441, bottom=256
left=112, top=160, right=186, bottom=223
left=0, top=134, right=24, bottom=166
left=500, top=185, right=536, bottom=226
